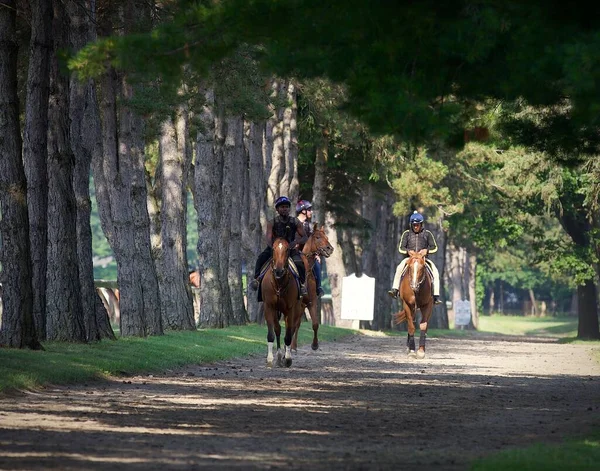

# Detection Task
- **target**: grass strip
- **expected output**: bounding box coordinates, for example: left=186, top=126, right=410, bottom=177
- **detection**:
left=470, top=431, right=600, bottom=471
left=0, top=323, right=354, bottom=394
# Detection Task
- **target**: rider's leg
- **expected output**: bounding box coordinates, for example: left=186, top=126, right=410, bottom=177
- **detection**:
left=250, top=246, right=272, bottom=290
left=313, top=258, right=324, bottom=296
left=426, top=259, right=441, bottom=303
left=388, top=258, right=408, bottom=298
left=292, top=251, right=307, bottom=296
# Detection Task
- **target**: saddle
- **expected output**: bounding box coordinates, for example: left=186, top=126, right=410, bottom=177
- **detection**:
left=256, top=257, right=302, bottom=301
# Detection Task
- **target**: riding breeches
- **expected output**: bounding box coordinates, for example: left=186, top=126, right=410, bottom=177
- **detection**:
left=313, top=258, right=322, bottom=289
left=391, top=258, right=440, bottom=296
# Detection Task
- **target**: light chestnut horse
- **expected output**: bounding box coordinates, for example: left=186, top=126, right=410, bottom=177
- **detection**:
left=394, top=249, right=434, bottom=359
left=260, top=237, right=302, bottom=367
left=291, top=224, right=334, bottom=351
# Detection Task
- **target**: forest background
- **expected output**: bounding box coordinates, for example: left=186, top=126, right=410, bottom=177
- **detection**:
left=1, top=0, right=599, bottom=350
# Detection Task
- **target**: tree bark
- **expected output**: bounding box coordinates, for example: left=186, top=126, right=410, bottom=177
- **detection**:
left=283, top=81, right=299, bottom=202
left=158, top=112, right=195, bottom=330
left=267, top=79, right=285, bottom=203
left=68, top=0, right=109, bottom=342
left=558, top=209, right=600, bottom=339
left=225, top=116, right=248, bottom=324
left=244, top=120, right=266, bottom=322
left=468, top=251, right=478, bottom=330
left=46, top=0, right=86, bottom=342
left=428, top=215, right=449, bottom=329
left=0, top=0, right=41, bottom=349
left=312, top=131, right=328, bottom=226
left=195, top=88, right=225, bottom=327
left=23, top=0, right=52, bottom=341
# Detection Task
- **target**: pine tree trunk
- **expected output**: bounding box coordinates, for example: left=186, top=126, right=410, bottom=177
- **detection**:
left=428, top=215, right=449, bottom=329
left=158, top=113, right=195, bottom=330
left=225, top=116, right=248, bottom=324
left=267, top=79, right=285, bottom=202
left=0, top=1, right=41, bottom=349
left=195, top=88, right=225, bottom=327
left=283, top=81, right=299, bottom=202
left=23, top=0, right=52, bottom=341
left=312, top=131, right=328, bottom=226
left=46, top=0, right=86, bottom=342
left=323, top=212, right=351, bottom=326
left=558, top=210, right=600, bottom=339
left=468, top=251, right=478, bottom=329
left=68, top=0, right=107, bottom=342
left=448, top=242, right=463, bottom=328
left=245, top=121, right=266, bottom=322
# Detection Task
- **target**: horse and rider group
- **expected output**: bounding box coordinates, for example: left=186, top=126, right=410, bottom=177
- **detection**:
left=249, top=197, right=441, bottom=366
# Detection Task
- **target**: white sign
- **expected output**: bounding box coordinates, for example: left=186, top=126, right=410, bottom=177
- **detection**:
left=454, top=299, right=472, bottom=326
left=341, top=273, right=375, bottom=321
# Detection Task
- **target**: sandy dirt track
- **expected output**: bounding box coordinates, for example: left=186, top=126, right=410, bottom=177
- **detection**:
left=0, top=332, right=598, bottom=470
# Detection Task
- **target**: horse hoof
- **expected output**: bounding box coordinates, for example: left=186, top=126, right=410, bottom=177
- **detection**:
left=407, top=350, right=417, bottom=358
left=266, top=360, right=273, bottom=368
left=311, top=342, right=319, bottom=351
left=417, top=350, right=426, bottom=359
left=285, top=358, right=292, bottom=368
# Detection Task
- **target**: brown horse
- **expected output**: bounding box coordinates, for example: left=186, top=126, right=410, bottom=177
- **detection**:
left=394, top=249, right=434, bottom=359
left=261, top=237, right=302, bottom=367
left=291, top=224, right=334, bottom=351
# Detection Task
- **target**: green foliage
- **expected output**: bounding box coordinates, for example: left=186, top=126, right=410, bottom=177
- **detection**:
left=0, top=324, right=355, bottom=394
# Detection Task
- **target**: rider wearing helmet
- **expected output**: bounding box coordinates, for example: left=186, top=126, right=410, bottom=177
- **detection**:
left=296, top=199, right=324, bottom=297
left=388, top=211, right=442, bottom=304
left=249, top=196, right=308, bottom=296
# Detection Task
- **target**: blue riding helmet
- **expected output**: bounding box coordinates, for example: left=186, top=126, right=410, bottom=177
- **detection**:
left=409, top=211, right=425, bottom=225
left=274, top=196, right=292, bottom=209
left=296, top=199, right=312, bottom=214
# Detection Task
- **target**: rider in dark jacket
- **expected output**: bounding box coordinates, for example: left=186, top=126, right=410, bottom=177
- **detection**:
left=296, top=199, right=324, bottom=297
left=388, top=211, right=441, bottom=304
left=249, top=196, right=308, bottom=296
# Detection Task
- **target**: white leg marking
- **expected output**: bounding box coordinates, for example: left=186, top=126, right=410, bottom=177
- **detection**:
left=285, top=345, right=292, bottom=360
left=420, top=322, right=427, bottom=330
left=267, top=342, right=274, bottom=365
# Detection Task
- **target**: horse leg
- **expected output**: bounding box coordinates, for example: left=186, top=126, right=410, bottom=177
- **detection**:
left=406, top=306, right=417, bottom=358
left=283, top=309, right=298, bottom=368
left=265, top=308, right=275, bottom=368
left=275, top=313, right=284, bottom=367
left=417, top=305, right=432, bottom=359
left=291, top=305, right=303, bottom=352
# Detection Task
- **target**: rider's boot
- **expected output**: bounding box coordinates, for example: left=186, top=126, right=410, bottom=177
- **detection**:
left=433, top=295, right=442, bottom=304
left=300, top=283, right=308, bottom=297
left=387, top=288, right=399, bottom=299
left=249, top=278, right=259, bottom=291
left=316, top=286, right=324, bottom=297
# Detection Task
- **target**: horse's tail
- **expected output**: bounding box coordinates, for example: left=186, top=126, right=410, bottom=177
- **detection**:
left=393, top=310, right=407, bottom=325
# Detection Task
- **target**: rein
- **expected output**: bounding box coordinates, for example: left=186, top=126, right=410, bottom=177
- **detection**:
left=270, top=255, right=292, bottom=297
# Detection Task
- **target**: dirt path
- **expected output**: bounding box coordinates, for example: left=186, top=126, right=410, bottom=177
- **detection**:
left=0, top=332, right=598, bottom=470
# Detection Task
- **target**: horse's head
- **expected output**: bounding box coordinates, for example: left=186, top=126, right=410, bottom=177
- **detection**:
left=306, top=223, right=334, bottom=258
left=407, top=249, right=427, bottom=291
left=272, top=238, right=290, bottom=279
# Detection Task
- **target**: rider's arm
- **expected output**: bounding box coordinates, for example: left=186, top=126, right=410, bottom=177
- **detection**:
left=294, top=221, right=308, bottom=249
left=398, top=230, right=409, bottom=255
left=266, top=221, right=274, bottom=247
left=425, top=230, right=438, bottom=254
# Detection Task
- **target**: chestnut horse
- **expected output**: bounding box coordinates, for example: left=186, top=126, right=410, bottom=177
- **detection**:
left=261, top=237, right=302, bottom=367
left=291, top=223, right=334, bottom=351
left=394, top=249, right=434, bottom=359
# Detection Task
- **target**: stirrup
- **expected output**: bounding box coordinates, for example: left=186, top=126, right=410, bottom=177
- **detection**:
left=249, top=279, right=259, bottom=291
left=316, top=286, right=324, bottom=297
left=300, top=284, right=308, bottom=297
left=433, top=295, right=442, bottom=304
left=388, top=288, right=399, bottom=299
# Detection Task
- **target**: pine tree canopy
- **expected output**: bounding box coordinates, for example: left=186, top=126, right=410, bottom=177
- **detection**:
left=72, top=0, right=600, bottom=158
